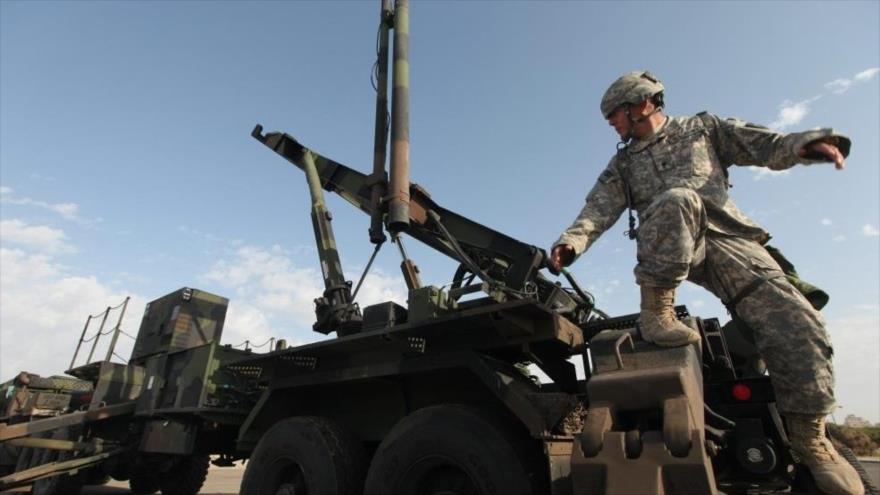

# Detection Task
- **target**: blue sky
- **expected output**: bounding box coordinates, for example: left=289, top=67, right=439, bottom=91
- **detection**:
left=1, top=1, right=878, bottom=422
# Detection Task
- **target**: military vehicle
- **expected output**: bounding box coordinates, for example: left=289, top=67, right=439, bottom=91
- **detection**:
left=0, top=288, right=262, bottom=494
left=1, top=1, right=876, bottom=494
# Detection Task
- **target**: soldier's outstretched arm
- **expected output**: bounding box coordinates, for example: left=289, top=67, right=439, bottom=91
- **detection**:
left=551, top=158, right=627, bottom=264
left=798, top=140, right=846, bottom=169
left=700, top=113, right=851, bottom=171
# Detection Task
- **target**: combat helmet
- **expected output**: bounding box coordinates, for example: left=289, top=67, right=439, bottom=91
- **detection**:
left=600, top=71, right=665, bottom=118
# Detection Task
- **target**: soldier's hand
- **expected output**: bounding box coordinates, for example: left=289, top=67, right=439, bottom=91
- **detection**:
left=548, top=244, right=575, bottom=275
left=799, top=141, right=846, bottom=170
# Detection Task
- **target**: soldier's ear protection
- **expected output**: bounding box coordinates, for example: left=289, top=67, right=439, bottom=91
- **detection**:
left=639, top=71, right=664, bottom=109
left=651, top=92, right=664, bottom=109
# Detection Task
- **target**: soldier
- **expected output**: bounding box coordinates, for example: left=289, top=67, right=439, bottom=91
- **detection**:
left=549, top=71, right=862, bottom=495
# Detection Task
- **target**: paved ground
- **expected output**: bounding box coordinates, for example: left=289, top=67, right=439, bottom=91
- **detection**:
left=89, top=464, right=245, bottom=494
left=89, top=459, right=880, bottom=494
left=1, top=464, right=246, bottom=495
left=860, top=458, right=879, bottom=491
left=4, top=458, right=877, bottom=494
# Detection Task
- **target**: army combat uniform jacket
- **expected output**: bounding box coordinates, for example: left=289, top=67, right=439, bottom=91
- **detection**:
left=555, top=113, right=844, bottom=258
left=553, top=113, right=847, bottom=415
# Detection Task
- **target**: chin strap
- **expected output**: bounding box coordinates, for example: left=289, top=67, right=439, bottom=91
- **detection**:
left=622, top=104, right=663, bottom=142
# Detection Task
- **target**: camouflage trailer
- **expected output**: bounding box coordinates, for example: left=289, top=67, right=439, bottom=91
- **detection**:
left=0, top=288, right=258, bottom=494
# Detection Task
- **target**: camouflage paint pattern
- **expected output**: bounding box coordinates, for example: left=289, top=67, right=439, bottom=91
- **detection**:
left=554, top=113, right=846, bottom=415
left=136, top=340, right=254, bottom=416
left=555, top=113, right=847, bottom=257
left=130, top=288, right=229, bottom=364
left=695, top=234, right=835, bottom=415
left=90, top=362, right=144, bottom=409
left=388, top=0, right=411, bottom=232
left=599, top=70, right=665, bottom=117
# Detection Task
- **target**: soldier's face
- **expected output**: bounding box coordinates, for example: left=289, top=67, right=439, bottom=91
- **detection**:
left=606, top=107, right=631, bottom=139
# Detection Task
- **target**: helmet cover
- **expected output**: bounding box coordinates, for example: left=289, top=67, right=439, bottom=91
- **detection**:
left=600, top=71, right=665, bottom=118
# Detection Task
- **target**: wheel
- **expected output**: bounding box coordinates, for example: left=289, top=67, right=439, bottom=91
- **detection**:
left=31, top=427, right=86, bottom=495
left=1, top=441, right=21, bottom=477
left=159, top=455, right=210, bottom=495
left=129, top=467, right=160, bottom=495
left=240, top=416, right=366, bottom=495
left=364, top=404, right=538, bottom=495
left=31, top=464, right=85, bottom=495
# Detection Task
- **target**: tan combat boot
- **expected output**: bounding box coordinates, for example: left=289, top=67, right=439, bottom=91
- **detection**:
left=639, top=285, right=700, bottom=347
left=786, top=414, right=865, bottom=495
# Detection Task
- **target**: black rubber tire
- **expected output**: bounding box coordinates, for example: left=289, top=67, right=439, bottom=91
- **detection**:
left=158, top=455, right=210, bottom=495
left=31, top=427, right=85, bottom=495
left=31, top=465, right=85, bottom=495
left=364, top=404, right=537, bottom=495
left=240, top=416, right=367, bottom=495
left=129, top=468, right=160, bottom=495
left=0, top=441, right=20, bottom=477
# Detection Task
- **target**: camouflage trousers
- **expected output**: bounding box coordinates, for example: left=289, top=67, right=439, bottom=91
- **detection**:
left=634, top=188, right=835, bottom=415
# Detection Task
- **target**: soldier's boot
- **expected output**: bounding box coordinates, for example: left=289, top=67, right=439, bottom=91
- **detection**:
left=786, top=414, right=865, bottom=495
left=639, top=286, right=700, bottom=347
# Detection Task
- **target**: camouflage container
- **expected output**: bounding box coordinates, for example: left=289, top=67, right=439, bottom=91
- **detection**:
left=130, top=288, right=229, bottom=365
left=136, top=342, right=254, bottom=414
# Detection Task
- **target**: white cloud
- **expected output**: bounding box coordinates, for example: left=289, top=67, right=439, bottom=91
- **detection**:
left=770, top=99, right=813, bottom=130
left=833, top=235, right=847, bottom=243
left=50, top=203, right=80, bottom=219
left=0, top=247, right=146, bottom=378
left=853, top=67, right=879, bottom=82
left=820, top=218, right=832, bottom=226
left=752, top=167, right=791, bottom=181
left=862, top=224, right=880, bottom=237
left=822, top=67, right=879, bottom=95
left=200, top=244, right=407, bottom=345
left=824, top=78, right=852, bottom=94
left=0, top=189, right=80, bottom=221
left=0, top=219, right=76, bottom=254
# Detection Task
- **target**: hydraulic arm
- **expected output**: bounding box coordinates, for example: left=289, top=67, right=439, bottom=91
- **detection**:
left=300, top=147, right=362, bottom=336
left=251, top=126, right=595, bottom=325
left=252, top=126, right=545, bottom=293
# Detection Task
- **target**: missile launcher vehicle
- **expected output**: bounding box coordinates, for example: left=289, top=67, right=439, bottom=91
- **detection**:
left=1, top=1, right=876, bottom=494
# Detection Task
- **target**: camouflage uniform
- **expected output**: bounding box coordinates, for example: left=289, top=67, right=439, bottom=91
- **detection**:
left=555, top=114, right=842, bottom=415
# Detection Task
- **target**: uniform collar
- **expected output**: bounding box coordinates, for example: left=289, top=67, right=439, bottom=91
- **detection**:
left=626, top=116, right=671, bottom=153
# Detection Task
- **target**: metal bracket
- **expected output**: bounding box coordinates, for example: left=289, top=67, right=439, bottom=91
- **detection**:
left=613, top=333, right=634, bottom=371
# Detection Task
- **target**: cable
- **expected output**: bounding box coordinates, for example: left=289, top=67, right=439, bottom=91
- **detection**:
left=248, top=338, right=275, bottom=349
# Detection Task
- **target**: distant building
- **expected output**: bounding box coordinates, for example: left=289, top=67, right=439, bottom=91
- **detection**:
left=843, top=414, right=872, bottom=428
